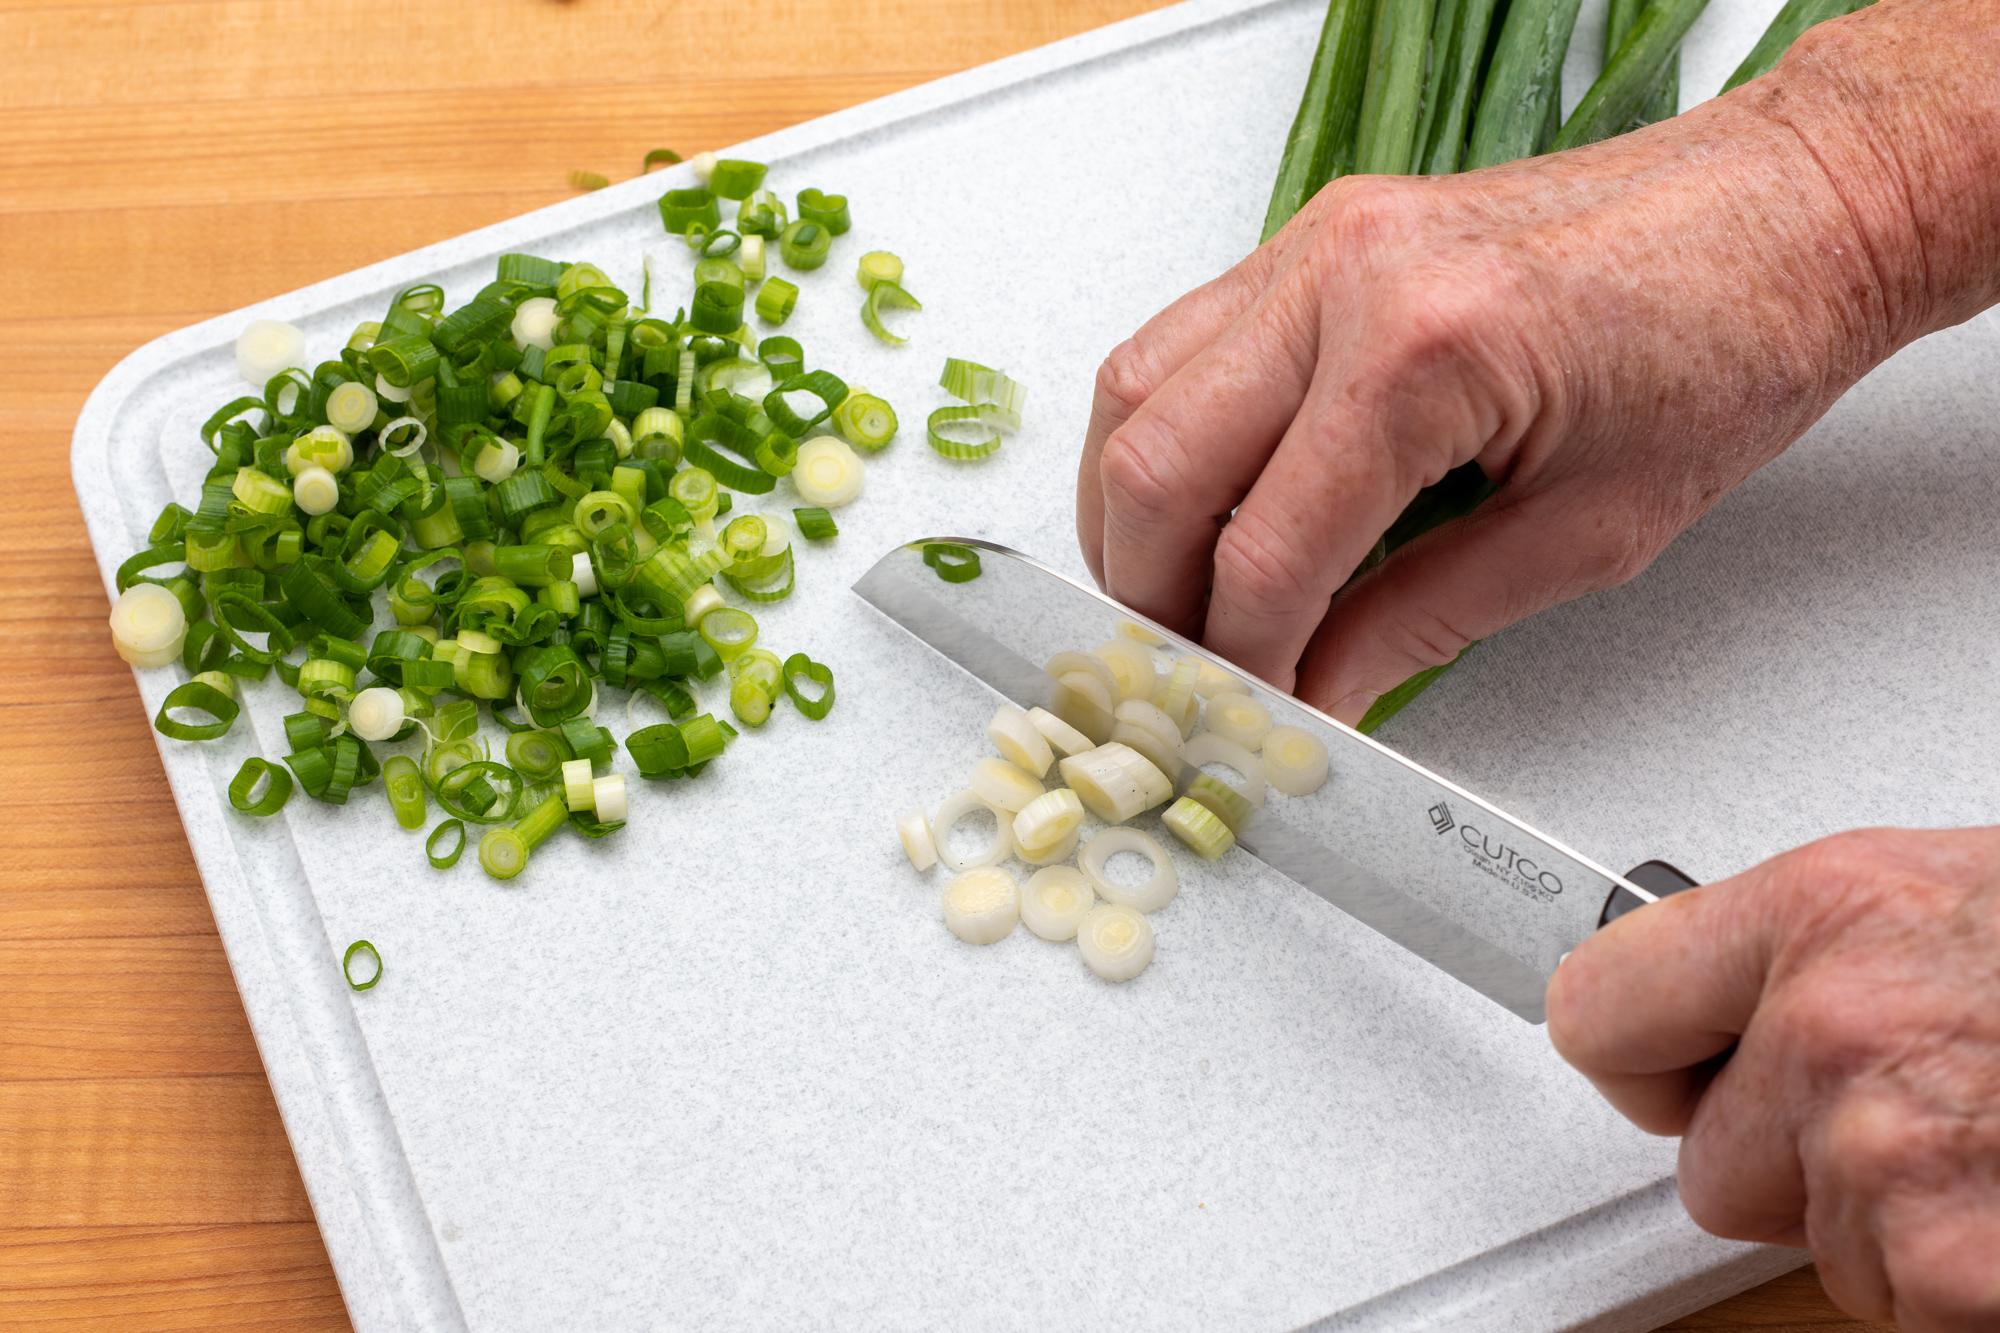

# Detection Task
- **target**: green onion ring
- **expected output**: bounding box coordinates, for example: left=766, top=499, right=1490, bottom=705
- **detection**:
left=343, top=939, right=383, bottom=991
left=227, top=757, right=294, bottom=815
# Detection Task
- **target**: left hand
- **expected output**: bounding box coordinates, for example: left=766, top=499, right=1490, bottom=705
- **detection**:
left=1546, top=826, right=2000, bottom=1330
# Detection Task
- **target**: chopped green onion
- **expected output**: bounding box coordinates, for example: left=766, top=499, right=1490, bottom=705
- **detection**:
left=384, top=754, right=428, bottom=830
left=342, top=939, right=383, bottom=991
left=764, top=370, right=848, bottom=435
left=505, top=729, right=567, bottom=781
left=781, top=653, right=835, bottom=720
left=426, top=819, right=466, bottom=869
left=861, top=282, right=921, bottom=346
left=154, top=679, right=239, bottom=741
left=1163, top=795, right=1236, bottom=861
left=642, top=147, right=683, bottom=171
left=926, top=405, right=1002, bottom=461
left=228, top=757, right=294, bottom=816
left=793, top=507, right=838, bottom=541
left=709, top=159, right=768, bottom=200
left=791, top=437, right=864, bottom=507
left=755, top=278, right=799, bottom=325
left=856, top=250, right=903, bottom=291
left=110, top=584, right=188, bottom=668
left=938, top=359, right=1026, bottom=431
left=832, top=392, right=898, bottom=451
left=478, top=792, right=569, bottom=881
left=795, top=188, right=851, bottom=235
left=922, top=542, right=982, bottom=582
left=697, top=607, right=759, bottom=663
left=778, top=221, right=832, bottom=271
left=570, top=170, right=610, bottom=192
left=659, top=187, right=721, bottom=236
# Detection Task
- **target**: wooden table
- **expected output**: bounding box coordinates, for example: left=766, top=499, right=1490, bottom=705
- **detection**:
left=0, top=1, right=1885, bottom=1327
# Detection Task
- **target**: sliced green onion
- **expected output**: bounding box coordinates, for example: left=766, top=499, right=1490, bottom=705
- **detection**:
left=478, top=793, right=569, bottom=881
left=754, top=277, right=799, bottom=325
left=778, top=221, right=832, bottom=271
left=506, top=729, right=567, bottom=781
left=384, top=755, right=428, bottom=830
left=856, top=250, right=904, bottom=292
left=709, top=159, right=768, bottom=200
left=926, top=405, right=1002, bottom=461
left=110, top=584, right=188, bottom=668
left=426, top=819, right=466, bottom=869
left=938, top=359, right=1026, bottom=431
left=791, top=437, right=864, bottom=507
left=833, top=393, right=898, bottom=452
left=764, top=370, right=848, bottom=435
left=569, top=170, right=610, bottom=191
left=342, top=939, right=383, bottom=991
left=1163, top=796, right=1236, bottom=861
left=922, top=542, right=981, bottom=582
left=793, top=507, right=838, bottom=541
left=861, top=282, right=921, bottom=346
left=698, top=607, right=759, bottom=663
left=642, top=147, right=683, bottom=171
left=795, top=188, right=851, bottom=235
left=659, top=187, right=721, bottom=237
left=228, top=757, right=294, bottom=816
left=781, top=653, right=835, bottom=720
left=154, top=680, right=239, bottom=741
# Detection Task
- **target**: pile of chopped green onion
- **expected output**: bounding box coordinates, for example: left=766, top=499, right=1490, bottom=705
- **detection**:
left=107, top=155, right=1028, bottom=919
left=899, top=623, right=1330, bottom=982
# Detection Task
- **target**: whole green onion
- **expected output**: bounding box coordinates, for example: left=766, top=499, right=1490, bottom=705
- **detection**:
left=1555, top=0, right=1709, bottom=150
left=1722, top=0, right=1871, bottom=92
left=1353, top=0, right=1438, bottom=175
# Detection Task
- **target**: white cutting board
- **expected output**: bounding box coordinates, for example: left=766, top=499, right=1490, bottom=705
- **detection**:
left=73, top=1, right=1998, bottom=1328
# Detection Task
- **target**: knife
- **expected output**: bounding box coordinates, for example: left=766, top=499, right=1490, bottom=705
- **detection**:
left=854, top=537, right=1697, bottom=1023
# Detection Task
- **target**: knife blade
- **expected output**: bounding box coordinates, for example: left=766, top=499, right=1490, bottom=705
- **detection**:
left=855, top=537, right=1691, bottom=1023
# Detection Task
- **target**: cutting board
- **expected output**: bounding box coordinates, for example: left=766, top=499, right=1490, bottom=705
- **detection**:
left=70, top=0, right=1998, bottom=1328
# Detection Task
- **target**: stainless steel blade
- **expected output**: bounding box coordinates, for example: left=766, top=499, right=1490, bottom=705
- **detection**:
left=854, top=538, right=1655, bottom=1023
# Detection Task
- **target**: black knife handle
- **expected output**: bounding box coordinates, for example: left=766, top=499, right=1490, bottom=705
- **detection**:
left=1601, top=860, right=1702, bottom=927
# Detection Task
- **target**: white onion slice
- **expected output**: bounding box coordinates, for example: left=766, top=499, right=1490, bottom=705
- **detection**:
left=1263, top=726, right=1331, bottom=796
left=1110, top=699, right=1182, bottom=778
left=292, top=465, right=340, bottom=517
left=987, top=703, right=1054, bottom=777
left=234, top=319, right=304, bottom=386
left=563, top=759, right=596, bottom=811
left=1156, top=657, right=1201, bottom=737
left=932, top=790, right=1013, bottom=872
left=1027, top=706, right=1092, bottom=758
left=1093, top=638, right=1160, bottom=702
left=1045, top=650, right=1117, bottom=697
left=1050, top=670, right=1115, bottom=745
left=969, top=757, right=1044, bottom=813
left=1205, top=692, right=1273, bottom=750
left=898, top=811, right=938, bottom=872
left=943, top=867, right=1019, bottom=945
left=1116, top=619, right=1165, bottom=647
left=108, top=584, right=188, bottom=668
left=1180, top=734, right=1267, bottom=809
left=591, top=774, right=628, bottom=823
left=511, top=296, right=560, bottom=352
left=1194, top=660, right=1247, bottom=699
left=1016, top=827, right=1080, bottom=867
left=1080, top=827, right=1179, bottom=913
left=1077, top=904, right=1155, bottom=982
left=1021, top=867, right=1096, bottom=942
left=1059, top=742, right=1172, bottom=824
left=347, top=686, right=406, bottom=742
left=1012, top=788, right=1084, bottom=853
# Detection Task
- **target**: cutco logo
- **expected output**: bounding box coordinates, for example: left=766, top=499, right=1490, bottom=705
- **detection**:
left=1427, top=805, right=1565, bottom=901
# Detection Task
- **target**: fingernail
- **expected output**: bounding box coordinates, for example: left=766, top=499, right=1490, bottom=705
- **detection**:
left=1329, top=690, right=1379, bottom=725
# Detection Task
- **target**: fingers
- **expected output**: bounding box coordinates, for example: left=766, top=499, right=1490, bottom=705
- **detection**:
left=1077, top=249, right=1277, bottom=591
left=1545, top=872, right=1781, bottom=1119
left=1673, top=1018, right=1809, bottom=1244
left=1199, top=351, right=1478, bottom=692
left=1097, top=300, right=1320, bottom=636
left=1294, top=491, right=1633, bottom=724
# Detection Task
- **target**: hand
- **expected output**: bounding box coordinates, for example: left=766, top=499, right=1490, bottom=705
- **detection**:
left=1073, top=8, right=1992, bottom=722
left=1547, top=827, right=2000, bottom=1330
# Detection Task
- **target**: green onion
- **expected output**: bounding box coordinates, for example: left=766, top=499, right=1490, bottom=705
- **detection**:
left=755, top=278, right=799, bottom=326
left=861, top=282, right=921, bottom=346
left=927, top=405, right=1003, bottom=461
left=764, top=370, right=849, bottom=435
left=642, top=148, right=683, bottom=171
left=922, top=542, right=982, bottom=583
left=1353, top=0, right=1437, bottom=175
left=505, top=729, right=567, bottom=781
left=1554, top=0, right=1709, bottom=150
left=793, top=507, right=838, bottom=541
left=1465, top=0, right=1584, bottom=169
left=1722, top=0, right=1870, bottom=92
left=426, top=819, right=466, bottom=869
left=228, top=757, right=294, bottom=816
left=342, top=940, right=383, bottom=991
left=709, top=159, right=768, bottom=200
left=569, top=171, right=610, bottom=192
left=779, top=221, right=832, bottom=271
left=833, top=393, right=899, bottom=452
left=781, top=653, right=835, bottom=720
left=937, top=359, right=1026, bottom=431
left=857, top=251, right=904, bottom=292
left=795, top=188, right=851, bottom=235
left=478, top=793, right=568, bottom=880
left=155, top=679, right=239, bottom=741
left=1262, top=0, right=1377, bottom=240
left=383, top=754, right=428, bottom=830
left=697, top=607, right=759, bottom=663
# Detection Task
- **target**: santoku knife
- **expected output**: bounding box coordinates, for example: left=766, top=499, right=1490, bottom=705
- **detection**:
left=855, top=537, right=1696, bottom=1022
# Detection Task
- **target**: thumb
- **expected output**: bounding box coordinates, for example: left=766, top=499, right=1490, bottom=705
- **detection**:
left=1294, top=491, right=1635, bottom=724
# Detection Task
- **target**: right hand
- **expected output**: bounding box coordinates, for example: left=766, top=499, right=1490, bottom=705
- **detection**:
left=1075, top=11, right=1971, bottom=721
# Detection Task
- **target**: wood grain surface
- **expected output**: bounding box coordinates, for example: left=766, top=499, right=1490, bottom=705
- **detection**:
left=0, top=0, right=1888, bottom=1327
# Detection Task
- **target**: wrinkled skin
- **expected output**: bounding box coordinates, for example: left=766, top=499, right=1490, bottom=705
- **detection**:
left=1551, top=828, right=2000, bottom=1331
left=1074, top=1, right=2000, bottom=1325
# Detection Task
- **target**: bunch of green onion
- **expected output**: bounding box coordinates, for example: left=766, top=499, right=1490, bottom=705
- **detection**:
left=1263, top=0, right=1872, bottom=731
left=107, top=157, right=982, bottom=897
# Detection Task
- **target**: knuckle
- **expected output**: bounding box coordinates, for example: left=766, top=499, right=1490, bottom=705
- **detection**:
left=1094, top=340, right=1155, bottom=423
left=1098, top=427, right=1181, bottom=524
left=1377, top=603, right=1479, bottom=675
left=1818, top=1095, right=1920, bottom=1194
left=1213, top=510, right=1321, bottom=615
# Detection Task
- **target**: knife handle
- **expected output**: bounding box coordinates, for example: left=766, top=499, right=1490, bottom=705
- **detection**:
left=1600, top=860, right=1701, bottom=927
